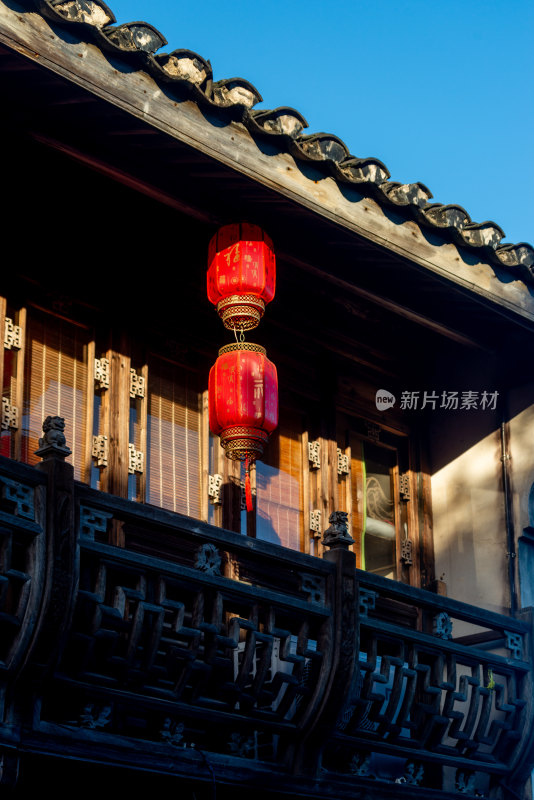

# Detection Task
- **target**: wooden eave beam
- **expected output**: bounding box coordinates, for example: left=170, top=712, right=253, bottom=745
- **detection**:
left=29, top=131, right=218, bottom=224
left=24, top=127, right=502, bottom=352
left=282, top=252, right=489, bottom=351
left=0, top=4, right=533, bottom=328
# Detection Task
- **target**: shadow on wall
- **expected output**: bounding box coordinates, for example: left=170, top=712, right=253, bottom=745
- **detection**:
left=424, top=347, right=533, bottom=615
left=431, top=428, right=508, bottom=615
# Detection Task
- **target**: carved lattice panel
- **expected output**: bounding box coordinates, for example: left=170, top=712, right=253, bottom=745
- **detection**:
left=0, top=476, right=43, bottom=672
left=343, top=628, right=526, bottom=766
left=4, top=318, right=21, bottom=350
left=0, top=525, right=33, bottom=665
left=61, top=548, right=326, bottom=730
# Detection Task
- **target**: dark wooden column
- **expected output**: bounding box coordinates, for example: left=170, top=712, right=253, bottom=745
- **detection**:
left=18, top=416, right=77, bottom=692
left=291, top=511, right=358, bottom=776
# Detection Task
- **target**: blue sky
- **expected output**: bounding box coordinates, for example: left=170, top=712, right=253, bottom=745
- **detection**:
left=108, top=0, right=533, bottom=247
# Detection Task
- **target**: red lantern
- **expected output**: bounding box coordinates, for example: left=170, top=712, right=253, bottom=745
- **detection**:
left=209, top=343, right=278, bottom=460
left=207, top=223, right=276, bottom=331
left=209, top=343, right=278, bottom=511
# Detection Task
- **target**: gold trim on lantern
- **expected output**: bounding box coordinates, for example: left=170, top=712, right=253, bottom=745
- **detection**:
left=217, top=295, right=265, bottom=331
left=220, top=426, right=269, bottom=461
left=218, top=342, right=266, bottom=356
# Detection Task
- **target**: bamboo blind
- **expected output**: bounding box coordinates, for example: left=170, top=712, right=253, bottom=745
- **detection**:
left=256, top=413, right=303, bottom=550
left=146, top=359, right=200, bottom=517
left=1, top=349, right=16, bottom=458
left=21, top=310, right=89, bottom=479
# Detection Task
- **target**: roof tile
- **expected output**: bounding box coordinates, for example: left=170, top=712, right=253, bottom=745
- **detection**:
left=24, top=0, right=534, bottom=286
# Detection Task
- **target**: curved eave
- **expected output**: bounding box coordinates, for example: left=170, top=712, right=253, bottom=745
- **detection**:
left=0, top=0, right=533, bottom=326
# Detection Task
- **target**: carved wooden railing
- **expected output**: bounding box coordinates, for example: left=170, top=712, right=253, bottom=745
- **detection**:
left=0, top=443, right=533, bottom=799
left=324, top=572, right=533, bottom=796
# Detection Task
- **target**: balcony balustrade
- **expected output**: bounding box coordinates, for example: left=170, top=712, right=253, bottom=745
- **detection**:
left=0, top=420, right=533, bottom=798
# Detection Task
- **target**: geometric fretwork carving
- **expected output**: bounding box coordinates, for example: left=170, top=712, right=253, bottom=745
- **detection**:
left=0, top=518, right=40, bottom=668
left=4, top=318, right=21, bottom=350
left=400, top=537, right=413, bottom=565
left=308, top=440, right=320, bottom=470
left=0, top=478, right=34, bottom=520
left=310, top=509, right=321, bottom=534
left=337, top=448, right=349, bottom=476
left=298, top=572, right=326, bottom=605
left=94, top=357, right=110, bottom=390
left=1, top=397, right=18, bottom=431
left=504, top=630, right=523, bottom=661
left=399, top=473, right=411, bottom=501
left=59, top=550, right=325, bottom=732
left=79, top=506, right=112, bottom=541
left=129, top=369, right=145, bottom=399
left=91, top=435, right=109, bottom=468
left=208, top=473, right=223, bottom=504
left=128, top=443, right=144, bottom=475
left=340, top=632, right=526, bottom=768
left=359, top=589, right=377, bottom=616
left=13, top=464, right=528, bottom=786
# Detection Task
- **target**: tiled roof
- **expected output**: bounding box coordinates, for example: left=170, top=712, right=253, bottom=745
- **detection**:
left=25, top=0, right=534, bottom=285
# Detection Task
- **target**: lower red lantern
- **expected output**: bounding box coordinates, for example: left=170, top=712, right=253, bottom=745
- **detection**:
left=208, top=342, right=278, bottom=510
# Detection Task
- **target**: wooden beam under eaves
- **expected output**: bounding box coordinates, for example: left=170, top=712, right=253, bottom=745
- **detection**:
left=28, top=132, right=219, bottom=225
left=0, top=6, right=531, bottom=327
left=282, top=252, right=489, bottom=351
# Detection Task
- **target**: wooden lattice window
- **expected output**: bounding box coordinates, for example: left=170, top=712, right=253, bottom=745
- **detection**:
left=361, top=441, right=397, bottom=577
left=336, top=414, right=414, bottom=582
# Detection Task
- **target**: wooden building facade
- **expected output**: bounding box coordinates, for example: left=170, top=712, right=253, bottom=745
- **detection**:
left=1, top=1, right=534, bottom=797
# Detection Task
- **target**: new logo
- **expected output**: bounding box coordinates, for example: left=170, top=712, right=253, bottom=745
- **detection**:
left=375, top=389, right=395, bottom=410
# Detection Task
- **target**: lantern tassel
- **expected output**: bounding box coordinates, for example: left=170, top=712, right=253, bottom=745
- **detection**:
left=245, top=456, right=253, bottom=512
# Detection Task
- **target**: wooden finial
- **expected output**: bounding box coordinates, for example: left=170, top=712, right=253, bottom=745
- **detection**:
left=34, top=416, right=72, bottom=461
left=322, top=511, right=354, bottom=550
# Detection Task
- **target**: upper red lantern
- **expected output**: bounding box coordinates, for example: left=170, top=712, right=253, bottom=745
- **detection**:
left=207, top=223, right=276, bottom=331
left=208, top=342, right=278, bottom=463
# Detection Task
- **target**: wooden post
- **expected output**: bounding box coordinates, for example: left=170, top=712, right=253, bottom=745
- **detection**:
left=108, top=346, right=130, bottom=501
left=301, top=429, right=311, bottom=554
left=200, top=389, right=210, bottom=523
left=415, top=437, right=435, bottom=590
left=27, top=416, right=77, bottom=682
left=291, top=511, right=358, bottom=776
left=83, top=339, right=95, bottom=485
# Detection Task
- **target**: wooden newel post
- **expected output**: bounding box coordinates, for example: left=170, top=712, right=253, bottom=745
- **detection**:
left=34, top=415, right=73, bottom=462
left=29, top=416, right=78, bottom=680
left=292, top=512, right=359, bottom=776
left=322, top=510, right=355, bottom=552
left=321, top=511, right=358, bottom=720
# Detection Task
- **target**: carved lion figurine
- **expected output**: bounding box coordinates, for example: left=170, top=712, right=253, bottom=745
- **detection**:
left=322, top=510, right=354, bottom=548
left=39, top=415, right=67, bottom=448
